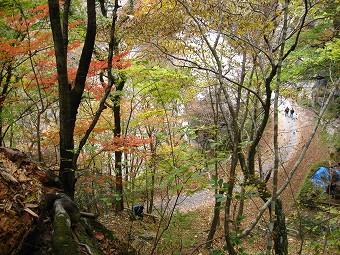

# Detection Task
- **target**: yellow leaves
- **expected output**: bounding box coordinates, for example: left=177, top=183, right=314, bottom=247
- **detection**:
left=41, top=124, right=59, bottom=145
left=134, top=0, right=158, bottom=19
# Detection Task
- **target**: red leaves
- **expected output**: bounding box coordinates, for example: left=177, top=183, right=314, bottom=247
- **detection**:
left=89, top=51, right=132, bottom=76
left=86, top=51, right=131, bottom=99
left=0, top=3, right=52, bottom=62
left=112, top=51, right=132, bottom=69
left=6, top=4, right=49, bottom=32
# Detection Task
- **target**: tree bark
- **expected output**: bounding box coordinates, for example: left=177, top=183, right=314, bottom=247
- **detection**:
left=107, top=0, right=125, bottom=212
left=273, top=199, right=288, bottom=255
left=48, top=0, right=96, bottom=199
left=206, top=188, right=223, bottom=249
left=0, top=64, right=11, bottom=146
left=112, top=78, right=125, bottom=211
left=52, top=198, right=80, bottom=255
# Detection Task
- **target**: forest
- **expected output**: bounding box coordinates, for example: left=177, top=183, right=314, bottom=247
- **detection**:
left=0, top=0, right=339, bottom=254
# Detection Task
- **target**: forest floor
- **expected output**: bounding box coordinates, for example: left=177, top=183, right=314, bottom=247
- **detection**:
left=101, top=100, right=333, bottom=255
left=0, top=100, right=332, bottom=255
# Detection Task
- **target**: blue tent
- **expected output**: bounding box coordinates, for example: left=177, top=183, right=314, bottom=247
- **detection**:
left=311, top=166, right=340, bottom=189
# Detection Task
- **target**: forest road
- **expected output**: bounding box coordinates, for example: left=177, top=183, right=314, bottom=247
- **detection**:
left=158, top=99, right=307, bottom=213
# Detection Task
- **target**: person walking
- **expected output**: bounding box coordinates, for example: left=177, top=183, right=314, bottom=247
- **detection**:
left=290, top=108, right=295, bottom=119
left=285, top=107, right=289, bottom=116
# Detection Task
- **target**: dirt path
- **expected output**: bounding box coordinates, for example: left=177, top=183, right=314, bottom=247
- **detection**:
left=102, top=101, right=330, bottom=255
left=163, top=100, right=326, bottom=213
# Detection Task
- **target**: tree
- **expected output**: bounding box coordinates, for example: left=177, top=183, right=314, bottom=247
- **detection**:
left=129, top=0, right=314, bottom=253
left=92, top=0, right=134, bottom=212
left=123, top=63, right=198, bottom=214
left=48, top=0, right=134, bottom=207
left=0, top=2, right=57, bottom=160
left=48, top=0, right=96, bottom=198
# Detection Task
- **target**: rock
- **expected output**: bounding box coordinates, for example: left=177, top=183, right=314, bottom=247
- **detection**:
left=139, top=231, right=155, bottom=241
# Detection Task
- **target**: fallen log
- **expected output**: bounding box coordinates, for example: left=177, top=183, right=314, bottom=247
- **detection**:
left=0, top=147, right=136, bottom=255
left=50, top=193, right=136, bottom=255
left=53, top=198, right=80, bottom=255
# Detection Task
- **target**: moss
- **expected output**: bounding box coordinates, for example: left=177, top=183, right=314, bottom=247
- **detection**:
left=76, top=219, right=104, bottom=255
left=53, top=213, right=80, bottom=255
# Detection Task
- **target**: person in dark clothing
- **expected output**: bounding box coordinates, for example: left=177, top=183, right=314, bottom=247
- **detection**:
left=290, top=108, right=295, bottom=118
left=284, top=107, right=289, bottom=116
left=133, top=205, right=144, bottom=220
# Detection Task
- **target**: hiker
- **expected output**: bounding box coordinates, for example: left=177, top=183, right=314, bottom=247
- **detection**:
left=133, top=204, right=144, bottom=220
left=290, top=108, right=295, bottom=119
left=284, top=107, right=289, bottom=116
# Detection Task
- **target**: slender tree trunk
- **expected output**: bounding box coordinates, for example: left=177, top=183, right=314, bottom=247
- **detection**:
left=268, top=0, right=289, bottom=253
left=0, top=64, right=11, bottom=146
left=224, top=147, right=238, bottom=255
left=206, top=184, right=223, bottom=249
left=205, top=78, right=222, bottom=249
left=114, top=150, right=124, bottom=211
left=273, top=199, right=288, bottom=254
left=36, top=112, right=43, bottom=162
left=147, top=141, right=156, bottom=214
left=110, top=81, right=125, bottom=211
left=102, top=0, right=126, bottom=212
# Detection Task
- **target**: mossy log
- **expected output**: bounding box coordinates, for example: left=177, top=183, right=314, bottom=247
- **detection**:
left=51, top=194, right=135, bottom=255
left=52, top=199, right=80, bottom=255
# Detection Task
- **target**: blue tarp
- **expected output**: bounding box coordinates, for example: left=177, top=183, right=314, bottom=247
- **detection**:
left=311, top=166, right=340, bottom=189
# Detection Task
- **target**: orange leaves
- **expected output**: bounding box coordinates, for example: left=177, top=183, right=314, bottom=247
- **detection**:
left=94, top=232, right=105, bottom=241
left=6, top=4, right=49, bottom=32
left=101, top=135, right=153, bottom=153
left=68, top=40, right=82, bottom=51
left=0, top=38, right=23, bottom=61
left=86, top=83, right=108, bottom=100
left=89, top=61, right=107, bottom=73
left=1, top=3, right=52, bottom=62
left=29, top=4, right=49, bottom=17
left=86, top=51, right=132, bottom=98
left=74, top=118, right=114, bottom=138
left=68, top=20, right=84, bottom=29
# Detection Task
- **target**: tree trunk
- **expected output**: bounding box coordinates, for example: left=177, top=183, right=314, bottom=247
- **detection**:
left=147, top=140, right=156, bottom=214
left=273, top=199, right=288, bottom=255
left=104, top=0, right=126, bottom=212
left=113, top=80, right=125, bottom=211
left=206, top=188, right=223, bottom=249
left=0, top=64, right=11, bottom=146
left=48, top=0, right=96, bottom=199
left=114, top=150, right=124, bottom=211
